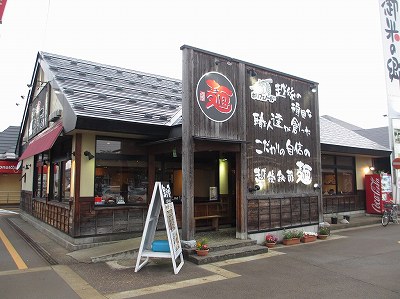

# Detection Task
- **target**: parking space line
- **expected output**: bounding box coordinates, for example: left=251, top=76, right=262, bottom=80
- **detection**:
left=0, top=228, right=28, bottom=270
left=52, top=265, right=106, bottom=299
left=199, top=264, right=241, bottom=278
left=106, top=274, right=227, bottom=299
left=106, top=251, right=285, bottom=298
left=0, top=266, right=52, bottom=276
left=211, top=250, right=285, bottom=267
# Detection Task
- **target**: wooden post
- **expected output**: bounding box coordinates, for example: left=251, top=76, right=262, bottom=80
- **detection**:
left=73, top=133, right=82, bottom=237
left=237, top=62, right=247, bottom=239
left=181, top=47, right=195, bottom=241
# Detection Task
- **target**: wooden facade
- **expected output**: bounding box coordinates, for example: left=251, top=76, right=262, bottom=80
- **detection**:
left=181, top=46, right=321, bottom=240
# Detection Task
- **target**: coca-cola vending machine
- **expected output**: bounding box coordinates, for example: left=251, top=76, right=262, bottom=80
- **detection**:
left=365, top=173, right=393, bottom=214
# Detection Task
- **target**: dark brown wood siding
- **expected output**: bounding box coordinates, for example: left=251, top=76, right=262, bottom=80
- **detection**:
left=245, top=70, right=320, bottom=195
left=189, top=51, right=245, bottom=142
left=182, top=45, right=322, bottom=235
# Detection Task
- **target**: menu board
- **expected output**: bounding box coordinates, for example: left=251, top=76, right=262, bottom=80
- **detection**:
left=135, top=181, right=184, bottom=274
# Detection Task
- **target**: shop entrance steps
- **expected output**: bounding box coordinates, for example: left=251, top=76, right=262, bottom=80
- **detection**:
left=185, top=239, right=268, bottom=265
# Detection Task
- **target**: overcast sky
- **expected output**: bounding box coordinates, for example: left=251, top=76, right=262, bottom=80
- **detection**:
left=0, top=0, right=390, bottom=132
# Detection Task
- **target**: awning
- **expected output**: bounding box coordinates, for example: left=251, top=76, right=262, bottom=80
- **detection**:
left=19, top=122, right=63, bottom=161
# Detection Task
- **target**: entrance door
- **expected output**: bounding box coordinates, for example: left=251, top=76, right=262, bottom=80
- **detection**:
left=192, top=151, right=236, bottom=229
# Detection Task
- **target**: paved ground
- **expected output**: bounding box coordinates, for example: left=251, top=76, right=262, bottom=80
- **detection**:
left=2, top=210, right=395, bottom=299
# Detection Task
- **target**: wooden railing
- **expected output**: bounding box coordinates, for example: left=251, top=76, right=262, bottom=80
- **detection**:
left=247, top=196, right=319, bottom=233
left=322, top=192, right=365, bottom=214
left=32, top=199, right=71, bottom=234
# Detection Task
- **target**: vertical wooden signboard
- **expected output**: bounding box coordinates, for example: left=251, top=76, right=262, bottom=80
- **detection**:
left=135, top=182, right=184, bottom=274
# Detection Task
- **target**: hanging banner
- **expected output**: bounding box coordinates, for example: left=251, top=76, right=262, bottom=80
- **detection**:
left=379, top=0, right=400, bottom=117
left=0, top=0, right=8, bottom=24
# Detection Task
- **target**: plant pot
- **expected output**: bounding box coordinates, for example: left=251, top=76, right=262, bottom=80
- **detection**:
left=196, top=249, right=209, bottom=256
left=266, top=242, right=276, bottom=248
left=318, top=234, right=328, bottom=240
left=282, top=238, right=300, bottom=245
left=331, top=217, right=338, bottom=224
left=301, top=236, right=317, bottom=243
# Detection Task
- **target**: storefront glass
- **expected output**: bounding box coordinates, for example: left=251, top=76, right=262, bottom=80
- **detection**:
left=34, top=153, right=48, bottom=198
left=95, top=138, right=148, bottom=205
left=322, top=154, right=355, bottom=195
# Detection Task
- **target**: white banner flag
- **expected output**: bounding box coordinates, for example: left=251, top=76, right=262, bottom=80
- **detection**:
left=379, top=0, right=400, bottom=117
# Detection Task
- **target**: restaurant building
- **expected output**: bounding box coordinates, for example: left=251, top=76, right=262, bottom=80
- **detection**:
left=16, top=46, right=390, bottom=247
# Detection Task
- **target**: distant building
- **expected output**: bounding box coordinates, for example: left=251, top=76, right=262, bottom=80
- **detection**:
left=320, top=116, right=391, bottom=214
left=0, top=126, right=22, bottom=205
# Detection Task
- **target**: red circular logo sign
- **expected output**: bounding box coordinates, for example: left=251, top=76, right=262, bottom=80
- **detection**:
left=196, top=72, right=237, bottom=122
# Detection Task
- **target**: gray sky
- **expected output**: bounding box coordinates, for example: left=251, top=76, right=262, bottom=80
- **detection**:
left=0, top=0, right=389, bottom=132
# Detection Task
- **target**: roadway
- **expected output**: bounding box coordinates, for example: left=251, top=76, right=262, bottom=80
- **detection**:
left=0, top=209, right=82, bottom=299
left=0, top=208, right=399, bottom=298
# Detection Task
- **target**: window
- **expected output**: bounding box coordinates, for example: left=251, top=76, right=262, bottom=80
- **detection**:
left=322, top=155, right=355, bottom=195
left=95, top=138, right=148, bottom=205
left=51, top=159, right=71, bottom=202
left=34, top=153, right=49, bottom=198
left=48, top=137, right=72, bottom=203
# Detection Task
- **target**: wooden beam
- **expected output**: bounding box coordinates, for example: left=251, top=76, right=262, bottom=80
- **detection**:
left=237, top=62, right=247, bottom=239
left=73, top=133, right=82, bottom=237
left=181, top=47, right=195, bottom=241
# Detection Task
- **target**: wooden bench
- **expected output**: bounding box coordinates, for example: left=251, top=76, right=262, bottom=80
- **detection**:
left=194, top=215, right=222, bottom=231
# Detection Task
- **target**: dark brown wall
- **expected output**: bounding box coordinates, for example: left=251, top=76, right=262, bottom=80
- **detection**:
left=246, top=69, right=320, bottom=196
left=189, top=51, right=245, bottom=142
left=183, top=45, right=321, bottom=198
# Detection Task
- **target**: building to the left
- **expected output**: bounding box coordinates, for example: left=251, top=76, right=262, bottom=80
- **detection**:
left=0, top=126, right=22, bottom=205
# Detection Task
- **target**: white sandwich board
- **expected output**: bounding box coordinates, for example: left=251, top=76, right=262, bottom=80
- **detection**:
left=135, top=181, right=184, bottom=274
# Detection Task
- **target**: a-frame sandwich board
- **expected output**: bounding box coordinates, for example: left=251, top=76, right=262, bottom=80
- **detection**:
left=135, top=181, right=184, bottom=274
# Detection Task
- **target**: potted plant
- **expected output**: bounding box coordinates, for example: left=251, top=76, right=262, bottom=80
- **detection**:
left=265, top=233, right=278, bottom=248
left=301, top=231, right=318, bottom=243
left=318, top=226, right=330, bottom=240
left=196, top=239, right=209, bottom=256
left=282, top=229, right=302, bottom=245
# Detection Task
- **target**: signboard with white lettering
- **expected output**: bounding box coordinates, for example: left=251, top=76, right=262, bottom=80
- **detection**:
left=28, top=85, right=49, bottom=139
left=247, top=72, right=319, bottom=195
left=181, top=45, right=321, bottom=233
left=0, top=161, right=22, bottom=174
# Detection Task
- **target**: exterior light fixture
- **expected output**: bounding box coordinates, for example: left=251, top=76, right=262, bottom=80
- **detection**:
left=215, top=58, right=233, bottom=66
left=247, top=68, right=257, bottom=77
left=313, top=183, right=321, bottom=191
left=369, top=166, right=375, bottom=172
left=311, top=84, right=318, bottom=93
left=24, top=164, right=31, bottom=170
left=84, top=150, right=95, bottom=160
left=248, top=185, right=260, bottom=193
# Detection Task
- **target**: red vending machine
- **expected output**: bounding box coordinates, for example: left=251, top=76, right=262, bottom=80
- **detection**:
left=365, top=173, right=393, bottom=214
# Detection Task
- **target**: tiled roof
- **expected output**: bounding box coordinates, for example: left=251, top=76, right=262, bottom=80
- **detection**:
left=320, top=117, right=390, bottom=152
left=40, top=52, right=183, bottom=126
left=354, top=127, right=390, bottom=148
left=321, top=115, right=363, bottom=131
left=0, top=126, right=20, bottom=159
left=36, top=53, right=391, bottom=155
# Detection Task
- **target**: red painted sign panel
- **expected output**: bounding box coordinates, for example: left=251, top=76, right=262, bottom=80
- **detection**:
left=0, top=160, right=22, bottom=174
